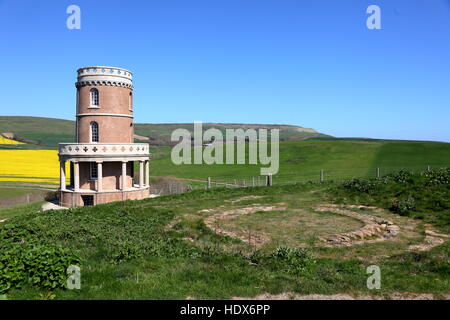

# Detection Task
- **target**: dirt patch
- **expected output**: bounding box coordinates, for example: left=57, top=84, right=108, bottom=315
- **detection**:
left=314, top=204, right=400, bottom=247
left=1, top=132, right=14, bottom=139
left=408, top=226, right=449, bottom=251
left=204, top=204, right=287, bottom=247
left=230, top=292, right=440, bottom=300
left=133, top=134, right=149, bottom=141
left=225, top=196, right=264, bottom=203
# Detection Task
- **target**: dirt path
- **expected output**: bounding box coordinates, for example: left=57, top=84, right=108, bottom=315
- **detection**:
left=230, top=292, right=447, bottom=300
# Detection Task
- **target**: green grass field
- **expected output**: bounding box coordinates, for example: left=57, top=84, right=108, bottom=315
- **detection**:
left=149, top=140, right=450, bottom=183
left=1, top=173, right=449, bottom=299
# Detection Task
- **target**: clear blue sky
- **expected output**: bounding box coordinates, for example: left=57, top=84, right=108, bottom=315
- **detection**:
left=1, top=0, right=449, bottom=141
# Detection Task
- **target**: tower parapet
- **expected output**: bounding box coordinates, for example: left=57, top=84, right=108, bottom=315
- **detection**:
left=76, top=66, right=133, bottom=88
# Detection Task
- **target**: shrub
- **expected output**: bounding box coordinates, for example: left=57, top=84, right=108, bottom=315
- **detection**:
left=390, top=197, right=416, bottom=215
left=0, top=244, right=80, bottom=294
left=421, top=168, right=450, bottom=185
left=343, top=178, right=379, bottom=193
left=380, top=170, right=414, bottom=184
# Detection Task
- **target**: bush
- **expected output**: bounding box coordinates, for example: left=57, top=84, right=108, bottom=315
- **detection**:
left=380, top=170, right=414, bottom=184
left=390, top=197, right=416, bottom=215
left=343, top=178, right=379, bottom=193
left=421, top=168, right=450, bottom=185
left=0, top=244, right=80, bottom=294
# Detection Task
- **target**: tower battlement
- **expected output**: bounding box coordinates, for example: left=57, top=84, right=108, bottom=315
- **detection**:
left=76, top=66, right=133, bottom=88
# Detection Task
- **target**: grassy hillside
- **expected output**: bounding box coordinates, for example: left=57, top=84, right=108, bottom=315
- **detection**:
left=149, top=140, right=450, bottom=183
left=1, top=116, right=450, bottom=186
left=135, top=123, right=329, bottom=145
left=0, top=116, right=329, bottom=148
left=0, top=117, right=75, bottom=147
left=1, top=177, right=449, bottom=299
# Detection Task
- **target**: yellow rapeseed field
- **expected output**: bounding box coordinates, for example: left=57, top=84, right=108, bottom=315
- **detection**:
left=0, top=150, right=70, bottom=184
left=0, top=136, right=25, bottom=145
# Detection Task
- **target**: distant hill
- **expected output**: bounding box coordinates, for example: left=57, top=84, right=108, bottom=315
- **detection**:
left=0, top=116, right=330, bottom=148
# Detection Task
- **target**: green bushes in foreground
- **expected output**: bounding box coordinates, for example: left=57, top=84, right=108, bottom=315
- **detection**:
left=336, top=168, right=450, bottom=228
left=0, top=244, right=79, bottom=294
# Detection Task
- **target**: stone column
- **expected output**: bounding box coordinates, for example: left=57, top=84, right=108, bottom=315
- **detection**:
left=60, top=160, right=66, bottom=190
left=74, top=162, right=80, bottom=191
left=139, top=160, right=144, bottom=188
left=97, top=161, right=103, bottom=191
left=121, top=161, right=127, bottom=190
left=145, top=160, right=150, bottom=186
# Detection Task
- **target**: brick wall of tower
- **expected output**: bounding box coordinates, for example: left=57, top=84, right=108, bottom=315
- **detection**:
left=77, top=85, right=134, bottom=143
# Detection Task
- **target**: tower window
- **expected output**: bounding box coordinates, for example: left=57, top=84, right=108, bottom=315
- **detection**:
left=90, top=88, right=99, bottom=107
left=89, top=163, right=98, bottom=180
left=91, top=121, right=99, bottom=142
left=129, top=92, right=133, bottom=111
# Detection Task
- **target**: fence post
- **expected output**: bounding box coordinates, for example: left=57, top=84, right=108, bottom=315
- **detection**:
left=207, top=177, right=211, bottom=189
left=376, top=167, right=380, bottom=179
left=427, top=165, right=431, bottom=171
left=243, top=179, right=246, bottom=187
left=320, top=169, right=324, bottom=183
left=266, top=174, right=273, bottom=186
left=252, top=177, right=255, bottom=187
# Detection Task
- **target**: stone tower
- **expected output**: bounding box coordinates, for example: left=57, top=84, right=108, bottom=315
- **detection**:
left=58, top=66, right=150, bottom=207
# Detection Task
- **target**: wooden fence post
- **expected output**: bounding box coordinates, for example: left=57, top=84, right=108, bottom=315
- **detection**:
left=320, top=169, right=324, bottom=183
left=207, top=177, right=211, bottom=189
left=376, top=167, right=380, bottom=179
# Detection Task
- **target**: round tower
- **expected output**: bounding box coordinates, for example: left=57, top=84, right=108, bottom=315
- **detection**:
left=76, top=66, right=134, bottom=143
left=58, top=66, right=150, bottom=207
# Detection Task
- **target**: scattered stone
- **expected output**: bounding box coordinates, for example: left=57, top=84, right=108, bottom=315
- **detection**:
left=314, top=204, right=401, bottom=247
left=424, top=230, right=450, bottom=239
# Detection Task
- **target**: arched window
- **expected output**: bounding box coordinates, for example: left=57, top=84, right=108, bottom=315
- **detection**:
left=90, top=122, right=99, bottom=142
left=90, top=88, right=99, bottom=107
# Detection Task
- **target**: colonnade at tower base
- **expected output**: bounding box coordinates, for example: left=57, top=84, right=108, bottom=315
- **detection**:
left=59, top=188, right=150, bottom=207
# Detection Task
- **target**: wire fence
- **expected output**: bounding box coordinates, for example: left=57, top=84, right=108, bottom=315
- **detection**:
left=157, top=164, right=450, bottom=193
